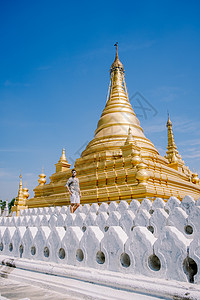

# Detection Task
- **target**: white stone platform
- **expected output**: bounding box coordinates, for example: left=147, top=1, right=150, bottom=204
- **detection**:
left=0, top=257, right=199, bottom=300
left=1, top=196, right=200, bottom=299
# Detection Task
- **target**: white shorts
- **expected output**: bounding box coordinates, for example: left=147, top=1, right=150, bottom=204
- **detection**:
left=70, top=192, right=80, bottom=204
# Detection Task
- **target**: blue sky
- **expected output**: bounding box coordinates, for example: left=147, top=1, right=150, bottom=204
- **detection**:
left=1, top=0, right=200, bottom=200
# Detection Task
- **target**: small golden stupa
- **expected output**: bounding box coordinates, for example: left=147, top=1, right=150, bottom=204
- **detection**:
left=13, top=44, right=200, bottom=213
left=12, top=174, right=28, bottom=215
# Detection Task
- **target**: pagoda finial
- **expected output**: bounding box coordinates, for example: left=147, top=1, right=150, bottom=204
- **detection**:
left=114, top=42, right=118, bottom=59
left=111, top=42, right=124, bottom=73
left=166, top=116, right=177, bottom=151
left=12, top=171, right=28, bottom=216
left=18, top=172, right=23, bottom=198
left=59, top=147, right=67, bottom=162
left=165, top=116, right=183, bottom=165
left=167, top=112, right=172, bottom=126
left=55, top=147, right=71, bottom=172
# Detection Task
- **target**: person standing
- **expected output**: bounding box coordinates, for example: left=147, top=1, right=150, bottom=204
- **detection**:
left=66, top=169, right=81, bottom=213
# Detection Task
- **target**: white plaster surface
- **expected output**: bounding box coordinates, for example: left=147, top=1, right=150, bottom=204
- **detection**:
left=80, top=226, right=104, bottom=268
left=125, top=226, right=156, bottom=276
left=106, top=211, right=121, bottom=227
left=90, top=203, right=99, bottom=214
left=129, top=199, right=140, bottom=212
left=134, top=209, right=151, bottom=227
left=181, top=195, right=196, bottom=215
left=149, top=208, right=168, bottom=238
left=1, top=196, right=200, bottom=289
left=167, top=207, right=190, bottom=238
left=101, top=226, right=128, bottom=272
left=82, top=204, right=90, bottom=214
left=152, top=198, right=165, bottom=210
left=117, top=200, right=129, bottom=214
left=0, top=264, right=177, bottom=300
left=154, top=226, right=191, bottom=282
left=139, top=198, right=152, bottom=212
left=107, top=201, right=118, bottom=214
left=65, top=213, right=76, bottom=227
left=119, top=209, right=135, bottom=235
left=98, top=202, right=109, bottom=213
left=63, top=226, right=83, bottom=266
left=84, top=212, right=97, bottom=227
left=164, top=196, right=180, bottom=214
left=96, top=212, right=108, bottom=232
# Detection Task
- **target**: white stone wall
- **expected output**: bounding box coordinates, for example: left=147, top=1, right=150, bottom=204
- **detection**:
left=1, top=196, right=200, bottom=284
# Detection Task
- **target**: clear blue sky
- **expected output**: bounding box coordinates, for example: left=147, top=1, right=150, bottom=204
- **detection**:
left=1, top=0, right=200, bottom=200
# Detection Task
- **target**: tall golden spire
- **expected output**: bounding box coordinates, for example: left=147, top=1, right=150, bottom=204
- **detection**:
left=81, top=44, right=158, bottom=158
left=165, top=114, right=183, bottom=165
left=12, top=173, right=27, bottom=216
left=18, top=173, right=23, bottom=198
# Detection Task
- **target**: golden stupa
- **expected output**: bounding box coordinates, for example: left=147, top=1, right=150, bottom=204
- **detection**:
left=13, top=44, right=200, bottom=213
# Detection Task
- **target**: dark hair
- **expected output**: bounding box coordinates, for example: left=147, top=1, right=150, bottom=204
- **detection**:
left=72, top=169, right=76, bottom=173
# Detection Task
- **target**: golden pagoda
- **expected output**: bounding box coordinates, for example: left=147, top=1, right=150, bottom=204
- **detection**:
left=12, top=174, right=28, bottom=215
left=19, top=44, right=200, bottom=210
